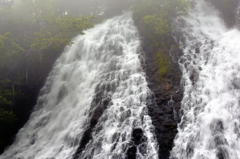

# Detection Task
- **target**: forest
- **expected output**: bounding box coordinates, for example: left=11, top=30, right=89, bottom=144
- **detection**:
left=0, top=0, right=239, bottom=158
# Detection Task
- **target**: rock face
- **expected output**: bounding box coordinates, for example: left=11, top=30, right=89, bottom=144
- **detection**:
left=141, top=40, right=183, bottom=158
left=127, top=128, right=147, bottom=159
left=208, top=0, right=239, bottom=28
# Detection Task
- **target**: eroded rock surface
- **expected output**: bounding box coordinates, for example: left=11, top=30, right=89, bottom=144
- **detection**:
left=141, top=40, right=183, bottom=159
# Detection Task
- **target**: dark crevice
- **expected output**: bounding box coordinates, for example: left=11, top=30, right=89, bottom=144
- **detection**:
left=127, top=128, right=147, bottom=159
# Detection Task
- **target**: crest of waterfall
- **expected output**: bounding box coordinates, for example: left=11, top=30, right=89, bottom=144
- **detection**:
left=171, top=1, right=240, bottom=159
left=1, top=12, right=158, bottom=159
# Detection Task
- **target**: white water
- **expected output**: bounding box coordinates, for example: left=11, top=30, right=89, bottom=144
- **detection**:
left=1, top=13, right=158, bottom=159
left=171, top=1, right=240, bottom=159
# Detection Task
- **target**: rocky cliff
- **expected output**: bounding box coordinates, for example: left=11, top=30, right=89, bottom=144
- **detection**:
left=141, top=39, right=183, bottom=158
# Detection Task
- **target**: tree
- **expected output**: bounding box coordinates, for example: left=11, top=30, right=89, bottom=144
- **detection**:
left=131, top=0, right=189, bottom=46
left=0, top=108, right=17, bottom=147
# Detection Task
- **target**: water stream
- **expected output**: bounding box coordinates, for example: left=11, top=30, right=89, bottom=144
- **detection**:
left=1, top=12, right=158, bottom=159
left=171, top=1, right=240, bottom=159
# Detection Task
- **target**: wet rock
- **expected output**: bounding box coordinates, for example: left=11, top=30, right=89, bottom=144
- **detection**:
left=186, top=142, right=194, bottom=157
left=126, top=128, right=147, bottom=159
left=132, top=128, right=144, bottom=145
left=140, top=38, right=183, bottom=158
left=127, top=146, right=137, bottom=159
left=216, top=147, right=229, bottom=159
left=214, top=135, right=227, bottom=146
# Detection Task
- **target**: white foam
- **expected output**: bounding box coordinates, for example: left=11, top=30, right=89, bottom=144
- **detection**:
left=171, top=1, right=240, bottom=159
left=1, top=12, right=158, bottom=159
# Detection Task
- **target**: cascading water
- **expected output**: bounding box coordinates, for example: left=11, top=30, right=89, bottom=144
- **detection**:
left=171, top=1, right=240, bottom=159
left=1, top=12, right=158, bottom=159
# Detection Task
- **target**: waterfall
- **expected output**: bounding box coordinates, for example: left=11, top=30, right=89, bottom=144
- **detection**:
left=1, top=12, right=158, bottom=159
left=171, top=1, right=240, bottom=159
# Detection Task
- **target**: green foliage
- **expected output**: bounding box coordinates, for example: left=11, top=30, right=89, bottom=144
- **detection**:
left=0, top=32, right=24, bottom=75
left=0, top=108, right=17, bottom=145
left=0, top=0, right=94, bottom=86
left=130, top=0, right=189, bottom=78
left=156, top=50, right=171, bottom=78
left=131, top=0, right=189, bottom=46
left=0, top=109, right=17, bottom=127
left=0, top=79, right=23, bottom=109
left=0, top=88, right=13, bottom=107
left=31, top=14, right=94, bottom=52
left=0, top=32, right=24, bottom=52
left=139, top=14, right=172, bottom=47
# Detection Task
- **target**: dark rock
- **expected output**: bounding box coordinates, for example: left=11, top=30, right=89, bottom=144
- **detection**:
left=127, top=146, right=137, bottom=159
left=216, top=147, right=229, bottom=159
left=126, top=128, right=146, bottom=159
left=140, top=37, right=184, bottom=158
left=132, top=128, right=143, bottom=145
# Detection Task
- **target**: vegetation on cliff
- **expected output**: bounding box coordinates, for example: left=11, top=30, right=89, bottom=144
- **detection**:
left=130, top=0, right=239, bottom=78
left=130, top=0, right=189, bottom=78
